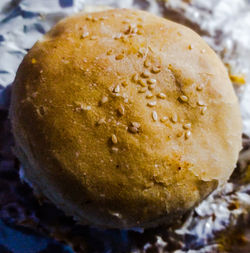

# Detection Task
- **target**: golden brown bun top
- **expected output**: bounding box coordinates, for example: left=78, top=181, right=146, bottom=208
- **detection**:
left=10, top=9, right=242, bottom=228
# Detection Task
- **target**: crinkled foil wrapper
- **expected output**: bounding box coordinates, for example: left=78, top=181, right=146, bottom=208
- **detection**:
left=0, top=0, right=250, bottom=252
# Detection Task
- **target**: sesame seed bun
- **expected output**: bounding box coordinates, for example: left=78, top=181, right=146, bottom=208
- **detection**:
left=10, top=9, right=242, bottom=229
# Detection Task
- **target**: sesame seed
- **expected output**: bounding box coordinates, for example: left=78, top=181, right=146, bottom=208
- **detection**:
left=107, top=49, right=113, bottom=55
left=121, top=36, right=128, bottom=43
left=113, top=33, right=122, bottom=39
left=31, top=92, right=38, bottom=98
left=124, top=25, right=131, bottom=33
left=188, top=44, right=193, bottom=50
left=115, top=54, right=124, bottom=60
left=157, top=93, right=166, bottom=99
left=147, top=101, right=157, bottom=107
left=86, top=15, right=92, bottom=20
left=101, top=96, right=108, bottom=104
left=160, top=116, right=168, bottom=123
left=144, top=60, right=150, bottom=68
left=111, top=134, right=118, bottom=144
left=90, top=36, right=98, bottom=40
left=138, top=48, right=146, bottom=56
left=138, top=87, right=147, bottom=93
left=183, top=123, right=191, bottom=129
left=128, top=34, right=136, bottom=38
left=197, top=101, right=205, bottom=106
left=122, top=19, right=129, bottom=24
left=81, top=31, right=89, bottom=38
left=126, top=24, right=138, bottom=34
left=132, top=27, right=138, bottom=34
left=151, top=66, right=161, bottom=74
left=117, top=105, right=125, bottom=115
left=131, top=122, right=141, bottom=128
left=97, top=118, right=105, bottom=125
left=185, top=131, right=191, bottom=139
left=122, top=80, right=128, bottom=87
left=179, top=95, right=188, bottom=102
left=111, top=147, right=119, bottom=152
left=148, top=84, right=156, bottom=90
left=171, top=114, right=178, bottom=123
left=177, top=132, right=183, bottom=137
left=37, top=106, right=46, bottom=116
left=196, top=84, right=204, bottom=91
left=128, top=123, right=140, bottom=133
left=201, top=49, right=206, bottom=53
left=128, top=126, right=137, bottom=133
left=147, top=78, right=156, bottom=84
left=141, top=70, right=150, bottom=78
left=146, top=92, right=153, bottom=98
left=100, top=16, right=108, bottom=20
left=74, top=102, right=82, bottom=109
left=201, top=106, right=207, bottom=115
left=83, top=105, right=91, bottom=111
left=132, top=73, right=139, bottom=82
left=113, top=85, right=120, bottom=93
left=138, top=79, right=147, bottom=87
left=152, top=111, right=158, bottom=121
left=137, top=29, right=143, bottom=35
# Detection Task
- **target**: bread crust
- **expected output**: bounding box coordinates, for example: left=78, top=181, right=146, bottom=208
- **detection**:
left=10, top=9, right=242, bottom=228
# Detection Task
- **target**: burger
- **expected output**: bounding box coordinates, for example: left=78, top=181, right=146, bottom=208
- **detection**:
left=9, top=8, right=242, bottom=230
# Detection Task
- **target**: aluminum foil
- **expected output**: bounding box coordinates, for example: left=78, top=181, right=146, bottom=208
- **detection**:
left=0, top=0, right=250, bottom=252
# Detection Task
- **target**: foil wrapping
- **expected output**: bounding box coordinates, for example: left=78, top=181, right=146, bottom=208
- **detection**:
left=0, top=0, right=250, bottom=252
